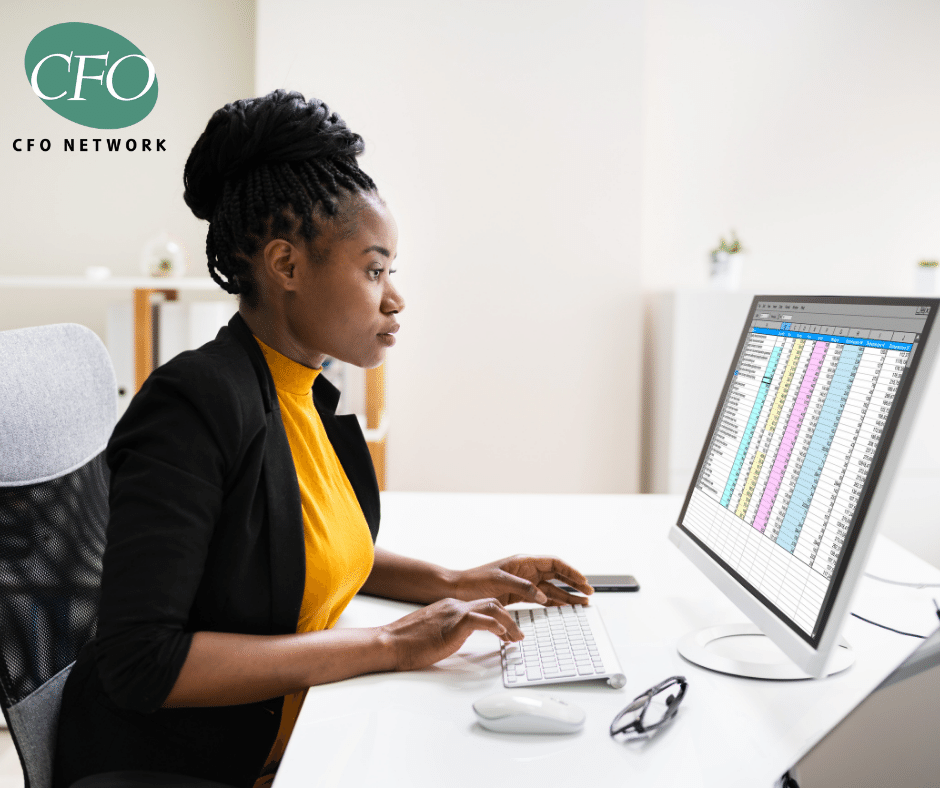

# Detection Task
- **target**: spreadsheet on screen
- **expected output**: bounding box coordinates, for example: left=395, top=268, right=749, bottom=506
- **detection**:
left=682, top=299, right=931, bottom=642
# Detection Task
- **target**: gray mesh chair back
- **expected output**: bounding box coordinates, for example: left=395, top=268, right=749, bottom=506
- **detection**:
left=0, top=323, right=116, bottom=788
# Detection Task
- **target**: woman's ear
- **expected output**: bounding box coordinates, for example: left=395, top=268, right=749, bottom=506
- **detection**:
left=262, top=238, right=301, bottom=291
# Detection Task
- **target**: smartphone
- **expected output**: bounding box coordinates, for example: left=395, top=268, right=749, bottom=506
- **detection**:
left=553, top=574, right=640, bottom=593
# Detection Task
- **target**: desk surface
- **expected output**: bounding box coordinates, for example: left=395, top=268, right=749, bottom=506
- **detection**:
left=276, top=493, right=940, bottom=788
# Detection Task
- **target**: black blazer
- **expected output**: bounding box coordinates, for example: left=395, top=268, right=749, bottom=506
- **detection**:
left=54, top=313, right=380, bottom=788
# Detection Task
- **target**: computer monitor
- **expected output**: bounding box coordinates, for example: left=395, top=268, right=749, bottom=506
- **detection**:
left=668, top=295, right=939, bottom=679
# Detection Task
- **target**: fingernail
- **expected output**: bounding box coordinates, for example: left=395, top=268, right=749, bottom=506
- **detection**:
left=536, top=590, right=548, bottom=604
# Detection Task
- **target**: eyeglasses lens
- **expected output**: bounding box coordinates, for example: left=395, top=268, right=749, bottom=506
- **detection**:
left=643, top=691, right=674, bottom=728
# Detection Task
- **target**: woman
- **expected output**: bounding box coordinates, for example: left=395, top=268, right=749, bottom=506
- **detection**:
left=54, top=90, right=592, bottom=788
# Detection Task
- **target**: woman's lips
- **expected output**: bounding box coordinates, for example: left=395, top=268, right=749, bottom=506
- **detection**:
left=378, top=323, right=400, bottom=346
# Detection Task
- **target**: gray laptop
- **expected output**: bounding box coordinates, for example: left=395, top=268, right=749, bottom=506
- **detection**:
left=778, top=624, right=940, bottom=787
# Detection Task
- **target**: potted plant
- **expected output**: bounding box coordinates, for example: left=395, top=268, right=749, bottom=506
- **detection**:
left=710, top=231, right=745, bottom=290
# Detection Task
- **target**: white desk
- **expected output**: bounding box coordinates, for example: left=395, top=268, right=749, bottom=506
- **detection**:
left=276, top=493, right=940, bottom=788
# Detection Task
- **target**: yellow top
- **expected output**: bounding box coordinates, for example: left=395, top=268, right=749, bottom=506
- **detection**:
left=253, top=337, right=375, bottom=786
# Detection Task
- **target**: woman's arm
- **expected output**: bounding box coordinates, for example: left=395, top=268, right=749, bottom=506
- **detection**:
left=361, top=547, right=594, bottom=607
left=162, top=546, right=595, bottom=708
left=165, top=548, right=594, bottom=707
left=359, top=547, right=462, bottom=604
left=163, top=596, right=522, bottom=707
left=163, top=628, right=390, bottom=707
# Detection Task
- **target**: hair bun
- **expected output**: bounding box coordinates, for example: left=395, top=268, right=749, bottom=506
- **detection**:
left=183, top=89, right=366, bottom=222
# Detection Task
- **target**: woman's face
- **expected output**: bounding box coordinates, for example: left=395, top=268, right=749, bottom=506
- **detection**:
left=277, top=191, right=404, bottom=370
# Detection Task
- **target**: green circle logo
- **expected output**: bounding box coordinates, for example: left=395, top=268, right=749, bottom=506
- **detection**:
left=25, top=22, right=158, bottom=130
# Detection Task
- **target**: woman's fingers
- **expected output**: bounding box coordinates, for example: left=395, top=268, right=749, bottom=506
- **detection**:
left=495, top=570, right=550, bottom=605
left=467, top=597, right=524, bottom=640
left=385, top=597, right=523, bottom=671
left=498, top=555, right=594, bottom=601
left=540, top=579, right=591, bottom=606
left=537, top=556, right=594, bottom=595
left=455, top=554, right=593, bottom=606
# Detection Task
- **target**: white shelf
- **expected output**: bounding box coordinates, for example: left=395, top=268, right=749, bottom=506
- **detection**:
left=0, top=276, right=220, bottom=290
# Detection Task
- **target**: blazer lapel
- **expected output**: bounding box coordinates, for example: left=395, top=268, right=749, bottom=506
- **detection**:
left=262, top=410, right=305, bottom=634
left=314, top=376, right=381, bottom=542
left=226, top=313, right=305, bottom=635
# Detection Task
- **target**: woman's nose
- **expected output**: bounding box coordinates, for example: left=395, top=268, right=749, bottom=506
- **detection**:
left=384, top=281, right=405, bottom=314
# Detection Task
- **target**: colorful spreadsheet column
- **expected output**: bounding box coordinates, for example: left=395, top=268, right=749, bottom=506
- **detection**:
left=775, top=344, right=862, bottom=552
left=742, top=338, right=806, bottom=526
left=720, top=346, right=782, bottom=507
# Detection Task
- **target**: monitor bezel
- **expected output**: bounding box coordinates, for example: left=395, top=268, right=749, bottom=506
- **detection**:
left=668, top=294, right=939, bottom=678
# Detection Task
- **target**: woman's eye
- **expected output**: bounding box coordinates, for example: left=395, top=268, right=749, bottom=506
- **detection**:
left=368, top=268, right=383, bottom=280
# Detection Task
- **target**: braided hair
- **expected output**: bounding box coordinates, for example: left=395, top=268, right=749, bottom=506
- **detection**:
left=183, top=90, right=377, bottom=306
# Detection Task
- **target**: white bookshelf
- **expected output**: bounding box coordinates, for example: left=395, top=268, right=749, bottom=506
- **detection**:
left=0, top=276, right=219, bottom=290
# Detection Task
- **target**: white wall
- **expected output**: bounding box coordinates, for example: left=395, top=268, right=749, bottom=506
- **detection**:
left=0, top=2, right=252, bottom=339
left=7, top=1, right=937, bottom=505
left=257, top=0, right=645, bottom=493
left=640, top=0, right=940, bottom=295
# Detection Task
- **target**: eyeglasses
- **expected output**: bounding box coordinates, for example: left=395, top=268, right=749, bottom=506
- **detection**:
left=609, top=675, right=688, bottom=738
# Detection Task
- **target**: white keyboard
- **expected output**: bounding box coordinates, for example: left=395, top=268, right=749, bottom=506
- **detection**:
left=500, top=604, right=626, bottom=689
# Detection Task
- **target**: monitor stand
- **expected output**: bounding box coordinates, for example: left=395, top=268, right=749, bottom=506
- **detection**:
left=677, top=623, right=854, bottom=680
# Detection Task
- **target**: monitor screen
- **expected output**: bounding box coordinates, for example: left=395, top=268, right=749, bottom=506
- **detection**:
left=675, top=296, right=937, bottom=648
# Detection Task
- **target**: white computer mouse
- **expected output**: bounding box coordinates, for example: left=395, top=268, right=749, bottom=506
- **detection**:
left=472, top=690, right=586, bottom=734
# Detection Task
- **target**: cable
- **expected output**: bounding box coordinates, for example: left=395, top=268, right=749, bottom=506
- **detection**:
left=864, top=571, right=940, bottom=589
left=850, top=612, right=926, bottom=639
left=854, top=573, right=940, bottom=636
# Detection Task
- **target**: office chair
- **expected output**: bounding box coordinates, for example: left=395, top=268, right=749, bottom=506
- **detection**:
left=0, top=323, right=115, bottom=788
left=0, top=324, right=234, bottom=788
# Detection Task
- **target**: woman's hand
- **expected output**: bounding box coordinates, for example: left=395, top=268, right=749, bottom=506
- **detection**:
left=380, top=597, right=524, bottom=671
left=453, top=555, right=594, bottom=607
